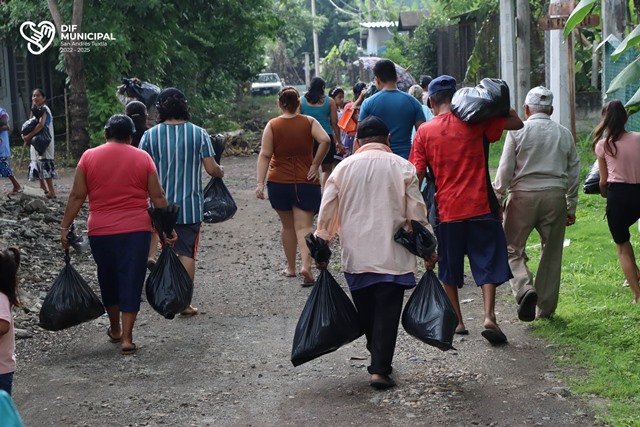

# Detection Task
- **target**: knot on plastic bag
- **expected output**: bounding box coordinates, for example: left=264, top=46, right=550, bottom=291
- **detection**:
left=394, top=220, right=437, bottom=259
left=305, top=233, right=332, bottom=263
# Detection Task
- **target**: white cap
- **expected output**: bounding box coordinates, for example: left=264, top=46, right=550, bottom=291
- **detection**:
left=525, top=86, right=553, bottom=106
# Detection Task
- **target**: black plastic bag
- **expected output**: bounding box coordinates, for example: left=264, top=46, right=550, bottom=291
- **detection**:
left=422, top=175, right=439, bottom=227
left=21, top=117, right=37, bottom=135
left=402, top=270, right=458, bottom=351
left=203, top=177, right=237, bottom=223
left=451, top=78, right=511, bottom=123
left=39, top=250, right=105, bottom=331
left=305, top=233, right=332, bottom=263
left=291, top=270, right=363, bottom=366
left=30, top=126, right=51, bottom=155
left=148, top=204, right=180, bottom=238
left=394, top=220, right=437, bottom=259
left=212, top=134, right=225, bottom=164
left=583, top=160, right=600, bottom=194
left=123, top=78, right=161, bottom=109
left=21, top=117, right=51, bottom=155
left=145, top=245, right=193, bottom=319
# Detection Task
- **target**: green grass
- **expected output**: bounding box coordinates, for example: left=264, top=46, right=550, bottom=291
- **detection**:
left=489, top=132, right=640, bottom=426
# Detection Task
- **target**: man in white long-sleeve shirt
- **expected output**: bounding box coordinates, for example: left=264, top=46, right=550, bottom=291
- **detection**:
left=493, top=86, right=580, bottom=320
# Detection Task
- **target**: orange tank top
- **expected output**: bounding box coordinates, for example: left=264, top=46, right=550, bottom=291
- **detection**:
left=268, top=115, right=320, bottom=185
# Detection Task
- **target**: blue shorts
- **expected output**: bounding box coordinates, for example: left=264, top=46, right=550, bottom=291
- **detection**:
left=89, top=231, right=151, bottom=312
left=267, top=182, right=322, bottom=213
left=434, top=213, right=512, bottom=288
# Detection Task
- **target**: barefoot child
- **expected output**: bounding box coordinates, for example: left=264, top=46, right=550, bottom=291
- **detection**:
left=0, top=246, right=21, bottom=395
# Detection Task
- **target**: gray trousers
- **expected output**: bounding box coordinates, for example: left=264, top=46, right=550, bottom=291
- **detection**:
left=503, top=189, right=567, bottom=317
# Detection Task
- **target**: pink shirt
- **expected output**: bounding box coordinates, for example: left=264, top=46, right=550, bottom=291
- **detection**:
left=316, top=143, right=431, bottom=274
left=0, top=293, right=16, bottom=374
left=595, top=132, right=640, bottom=184
left=78, top=143, right=157, bottom=236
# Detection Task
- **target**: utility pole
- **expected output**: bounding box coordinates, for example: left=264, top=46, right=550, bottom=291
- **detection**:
left=516, top=0, right=531, bottom=116
left=499, top=0, right=517, bottom=107
left=311, top=0, right=321, bottom=77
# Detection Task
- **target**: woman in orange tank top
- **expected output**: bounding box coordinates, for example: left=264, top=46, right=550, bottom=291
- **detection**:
left=256, top=87, right=330, bottom=286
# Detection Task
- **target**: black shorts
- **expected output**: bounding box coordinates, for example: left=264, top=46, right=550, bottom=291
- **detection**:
left=313, top=134, right=336, bottom=165
left=606, top=183, right=640, bottom=244
left=174, top=223, right=201, bottom=259
left=266, top=182, right=321, bottom=213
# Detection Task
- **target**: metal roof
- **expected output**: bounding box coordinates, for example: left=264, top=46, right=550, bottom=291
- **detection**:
left=398, top=11, right=430, bottom=30
left=361, top=21, right=397, bottom=29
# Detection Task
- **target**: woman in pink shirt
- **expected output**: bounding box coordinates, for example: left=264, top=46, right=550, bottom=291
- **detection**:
left=60, top=115, right=174, bottom=354
left=594, top=100, right=640, bottom=303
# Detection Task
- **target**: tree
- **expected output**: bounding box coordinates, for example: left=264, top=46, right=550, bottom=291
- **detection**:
left=47, top=0, right=89, bottom=158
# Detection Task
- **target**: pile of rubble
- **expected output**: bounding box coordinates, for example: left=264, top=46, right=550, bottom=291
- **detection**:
left=1, top=191, right=94, bottom=340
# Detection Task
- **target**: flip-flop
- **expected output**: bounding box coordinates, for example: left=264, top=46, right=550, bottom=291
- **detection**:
left=481, top=327, right=508, bottom=344
left=180, top=306, right=199, bottom=316
left=455, top=327, right=469, bottom=335
left=9, top=188, right=23, bottom=196
left=282, top=270, right=296, bottom=278
left=121, top=343, right=137, bottom=355
left=107, top=327, right=121, bottom=343
left=301, top=281, right=315, bottom=288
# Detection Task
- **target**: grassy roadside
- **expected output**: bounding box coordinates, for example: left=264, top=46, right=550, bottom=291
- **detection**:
left=490, top=133, right=640, bottom=426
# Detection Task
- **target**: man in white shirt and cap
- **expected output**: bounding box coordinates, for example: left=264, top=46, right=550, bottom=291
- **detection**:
left=493, top=86, right=580, bottom=321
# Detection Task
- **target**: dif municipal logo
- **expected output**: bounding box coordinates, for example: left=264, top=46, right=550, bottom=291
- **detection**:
left=20, top=20, right=116, bottom=55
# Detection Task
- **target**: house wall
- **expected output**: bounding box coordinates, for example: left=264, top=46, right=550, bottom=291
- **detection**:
left=367, top=28, right=393, bottom=55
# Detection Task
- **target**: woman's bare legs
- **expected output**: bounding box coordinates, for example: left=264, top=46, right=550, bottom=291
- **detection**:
left=320, top=164, right=332, bottom=191
left=292, top=206, right=315, bottom=283
left=616, top=241, right=640, bottom=303
left=275, top=210, right=297, bottom=276
left=45, top=177, right=56, bottom=198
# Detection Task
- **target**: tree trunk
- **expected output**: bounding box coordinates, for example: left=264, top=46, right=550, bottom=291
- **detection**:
left=47, top=0, right=89, bottom=159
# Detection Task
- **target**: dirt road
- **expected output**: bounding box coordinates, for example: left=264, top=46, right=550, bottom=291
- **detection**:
left=9, top=155, right=597, bottom=426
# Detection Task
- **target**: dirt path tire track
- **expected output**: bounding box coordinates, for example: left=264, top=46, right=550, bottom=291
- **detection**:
left=10, top=155, right=596, bottom=426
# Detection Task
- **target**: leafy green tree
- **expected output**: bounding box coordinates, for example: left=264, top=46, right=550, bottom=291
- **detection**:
left=565, top=0, right=640, bottom=113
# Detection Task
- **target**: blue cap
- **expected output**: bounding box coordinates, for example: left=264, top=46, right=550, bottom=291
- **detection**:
left=427, top=75, right=457, bottom=98
left=427, top=75, right=457, bottom=108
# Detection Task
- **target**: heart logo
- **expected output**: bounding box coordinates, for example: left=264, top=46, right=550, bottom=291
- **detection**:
left=20, top=21, right=56, bottom=55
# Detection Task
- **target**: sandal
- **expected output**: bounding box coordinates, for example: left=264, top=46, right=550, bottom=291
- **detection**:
left=121, top=343, right=137, bottom=355
left=180, top=306, right=199, bottom=316
left=107, top=327, right=121, bottom=343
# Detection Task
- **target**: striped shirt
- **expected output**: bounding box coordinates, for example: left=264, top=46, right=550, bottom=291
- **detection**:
left=139, top=122, right=215, bottom=224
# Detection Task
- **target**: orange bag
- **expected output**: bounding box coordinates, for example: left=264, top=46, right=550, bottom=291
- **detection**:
left=338, top=107, right=357, bottom=133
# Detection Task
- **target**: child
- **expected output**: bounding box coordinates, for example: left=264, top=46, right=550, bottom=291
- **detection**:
left=0, top=107, right=22, bottom=196
left=0, top=246, right=20, bottom=396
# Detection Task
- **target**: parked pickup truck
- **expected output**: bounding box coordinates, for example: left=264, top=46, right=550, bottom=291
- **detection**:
left=251, top=73, right=284, bottom=96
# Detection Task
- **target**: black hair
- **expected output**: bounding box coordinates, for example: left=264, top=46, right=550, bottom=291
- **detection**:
left=329, top=87, right=344, bottom=99
left=592, top=100, right=628, bottom=157
left=32, top=88, right=46, bottom=98
left=104, top=114, right=136, bottom=142
left=420, top=75, right=433, bottom=89
left=125, top=101, right=148, bottom=148
left=278, top=86, right=300, bottom=114
left=157, top=93, right=190, bottom=123
left=373, top=59, right=397, bottom=83
left=0, top=246, right=21, bottom=308
left=352, top=82, right=367, bottom=98
left=305, top=77, right=326, bottom=104
left=431, top=89, right=455, bottom=107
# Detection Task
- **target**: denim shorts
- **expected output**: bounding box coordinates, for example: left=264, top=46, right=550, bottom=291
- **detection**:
left=435, top=213, right=512, bottom=287
left=267, top=182, right=322, bottom=213
left=0, top=372, right=14, bottom=395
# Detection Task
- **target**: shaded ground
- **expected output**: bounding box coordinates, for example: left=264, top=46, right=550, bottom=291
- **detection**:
left=4, top=155, right=599, bottom=426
